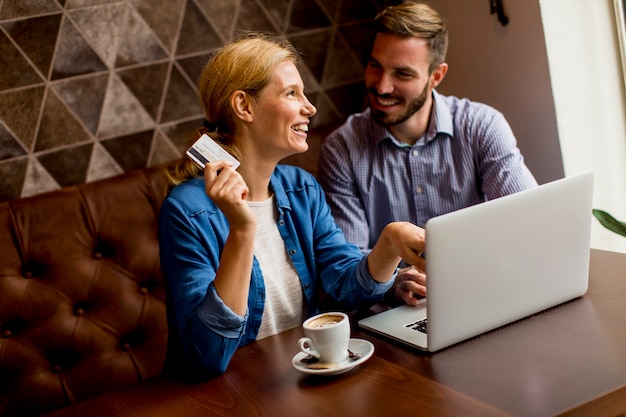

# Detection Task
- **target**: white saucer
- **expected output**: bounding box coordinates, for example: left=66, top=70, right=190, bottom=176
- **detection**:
left=291, top=338, right=374, bottom=376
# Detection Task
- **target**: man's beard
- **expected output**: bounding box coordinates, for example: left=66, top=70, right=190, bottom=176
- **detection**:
left=369, top=81, right=430, bottom=127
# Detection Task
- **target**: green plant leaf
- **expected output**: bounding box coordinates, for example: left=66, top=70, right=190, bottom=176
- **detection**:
left=592, top=209, right=626, bottom=237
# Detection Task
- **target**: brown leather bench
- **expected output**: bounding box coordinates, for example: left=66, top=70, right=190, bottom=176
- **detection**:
left=0, top=167, right=169, bottom=417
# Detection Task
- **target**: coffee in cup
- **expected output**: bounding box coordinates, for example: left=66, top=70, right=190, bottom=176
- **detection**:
left=298, top=312, right=350, bottom=364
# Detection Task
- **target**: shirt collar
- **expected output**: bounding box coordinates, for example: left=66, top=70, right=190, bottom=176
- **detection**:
left=370, top=89, right=453, bottom=147
left=431, top=89, right=454, bottom=139
left=269, top=173, right=292, bottom=214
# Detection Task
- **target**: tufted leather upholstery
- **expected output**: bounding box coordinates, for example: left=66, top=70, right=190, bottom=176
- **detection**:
left=0, top=167, right=169, bottom=417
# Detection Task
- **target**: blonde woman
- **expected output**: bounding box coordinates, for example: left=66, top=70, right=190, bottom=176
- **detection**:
left=159, top=33, right=425, bottom=377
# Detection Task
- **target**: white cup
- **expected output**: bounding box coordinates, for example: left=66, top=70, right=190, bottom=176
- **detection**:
left=298, top=312, right=350, bottom=363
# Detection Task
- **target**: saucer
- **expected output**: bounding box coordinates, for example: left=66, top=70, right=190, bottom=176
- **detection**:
left=291, top=338, right=374, bottom=376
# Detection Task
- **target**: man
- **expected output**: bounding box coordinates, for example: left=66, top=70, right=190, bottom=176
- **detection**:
left=317, top=1, right=537, bottom=305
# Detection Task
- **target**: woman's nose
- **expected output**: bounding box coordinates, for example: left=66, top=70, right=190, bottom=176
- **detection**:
left=304, top=98, right=317, bottom=116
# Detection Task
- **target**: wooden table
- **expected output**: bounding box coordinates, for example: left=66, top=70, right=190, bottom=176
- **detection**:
left=44, top=249, right=626, bottom=417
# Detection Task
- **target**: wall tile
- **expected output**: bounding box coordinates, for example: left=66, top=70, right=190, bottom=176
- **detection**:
left=35, top=89, right=92, bottom=152
left=0, top=123, right=27, bottom=161
left=177, top=1, right=222, bottom=56
left=176, top=53, right=214, bottom=87
left=235, top=0, right=279, bottom=34
left=0, top=86, right=45, bottom=149
left=2, top=14, right=62, bottom=77
left=261, top=0, right=290, bottom=33
left=289, top=30, right=332, bottom=84
left=323, top=31, right=365, bottom=85
left=51, top=16, right=107, bottom=79
left=0, top=158, right=28, bottom=201
left=36, top=143, right=94, bottom=187
left=0, top=31, right=43, bottom=89
left=98, top=74, right=156, bottom=138
left=86, top=142, right=124, bottom=181
left=0, top=0, right=62, bottom=20
left=288, top=0, right=332, bottom=33
left=20, top=157, right=58, bottom=198
left=117, top=63, right=169, bottom=120
left=195, top=0, right=237, bottom=40
left=130, top=0, right=186, bottom=54
left=100, top=130, right=153, bottom=171
left=160, top=66, right=203, bottom=123
left=51, top=73, right=109, bottom=134
left=161, top=117, right=204, bottom=151
left=0, top=0, right=383, bottom=203
left=150, top=131, right=181, bottom=166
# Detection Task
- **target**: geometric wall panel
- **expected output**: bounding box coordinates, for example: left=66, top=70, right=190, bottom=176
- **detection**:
left=117, top=63, right=169, bottom=120
left=160, top=66, right=203, bottom=123
left=36, top=142, right=94, bottom=188
left=193, top=0, right=237, bottom=39
left=1, top=14, right=62, bottom=77
left=0, top=156, right=28, bottom=201
left=235, top=0, right=279, bottom=35
left=0, top=31, right=43, bottom=89
left=130, top=0, right=186, bottom=54
left=0, top=0, right=61, bottom=20
left=21, top=157, right=61, bottom=198
left=100, top=130, right=154, bottom=171
left=176, top=0, right=223, bottom=56
left=0, top=0, right=398, bottom=203
left=98, top=74, right=156, bottom=139
left=0, top=122, right=27, bottom=161
left=288, top=0, right=332, bottom=33
left=35, top=89, right=92, bottom=152
left=51, top=16, right=107, bottom=80
left=51, top=73, right=109, bottom=134
left=0, top=86, right=45, bottom=150
left=289, top=29, right=333, bottom=82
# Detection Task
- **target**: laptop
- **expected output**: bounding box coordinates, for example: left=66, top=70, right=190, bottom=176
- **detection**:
left=358, top=172, right=594, bottom=352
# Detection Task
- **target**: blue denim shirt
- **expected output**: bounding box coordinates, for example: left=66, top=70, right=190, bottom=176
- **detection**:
left=159, top=164, right=394, bottom=375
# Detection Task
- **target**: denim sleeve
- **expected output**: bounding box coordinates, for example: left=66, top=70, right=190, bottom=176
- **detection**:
left=306, top=179, right=394, bottom=306
left=159, top=193, right=249, bottom=374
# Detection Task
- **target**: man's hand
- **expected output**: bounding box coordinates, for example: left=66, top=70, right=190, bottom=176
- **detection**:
left=392, top=266, right=427, bottom=306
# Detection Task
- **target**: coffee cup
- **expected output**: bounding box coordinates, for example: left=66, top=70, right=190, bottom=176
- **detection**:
left=298, top=312, right=350, bottom=363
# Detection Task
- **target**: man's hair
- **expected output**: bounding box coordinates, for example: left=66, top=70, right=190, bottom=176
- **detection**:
left=374, top=1, right=448, bottom=72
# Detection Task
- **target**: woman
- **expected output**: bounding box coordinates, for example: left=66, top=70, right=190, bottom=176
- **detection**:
left=159, top=33, right=426, bottom=376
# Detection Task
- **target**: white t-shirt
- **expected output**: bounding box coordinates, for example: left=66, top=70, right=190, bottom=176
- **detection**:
left=248, top=196, right=305, bottom=340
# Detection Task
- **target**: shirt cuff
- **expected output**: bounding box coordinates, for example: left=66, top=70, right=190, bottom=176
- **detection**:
left=197, top=284, right=248, bottom=338
left=356, top=255, right=396, bottom=296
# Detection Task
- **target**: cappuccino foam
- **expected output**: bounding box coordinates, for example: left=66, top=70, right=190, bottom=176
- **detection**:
left=308, top=315, right=343, bottom=329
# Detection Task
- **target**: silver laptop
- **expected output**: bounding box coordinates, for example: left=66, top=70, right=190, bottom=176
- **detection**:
left=358, top=172, right=594, bottom=352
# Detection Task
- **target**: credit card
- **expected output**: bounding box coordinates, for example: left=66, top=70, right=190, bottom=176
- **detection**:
left=186, top=134, right=240, bottom=170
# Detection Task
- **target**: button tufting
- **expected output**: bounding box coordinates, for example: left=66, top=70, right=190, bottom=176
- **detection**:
left=23, top=270, right=32, bottom=278
left=94, top=252, right=103, bottom=259
left=74, top=308, right=85, bottom=316
left=121, top=343, right=131, bottom=351
left=52, top=364, right=62, bottom=374
left=139, top=286, right=149, bottom=295
left=2, top=329, right=11, bottom=338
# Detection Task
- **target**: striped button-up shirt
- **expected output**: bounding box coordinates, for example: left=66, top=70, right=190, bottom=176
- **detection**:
left=318, top=90, right=538, bottom=251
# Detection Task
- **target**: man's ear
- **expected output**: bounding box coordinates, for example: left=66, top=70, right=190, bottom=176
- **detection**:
left=430, top=63, right=448, bottom=89
left=231, top=90, right=254, bottom=123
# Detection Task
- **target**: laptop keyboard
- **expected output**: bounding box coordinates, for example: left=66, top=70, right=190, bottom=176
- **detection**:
left=406, top=318, right=428, bottom=334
